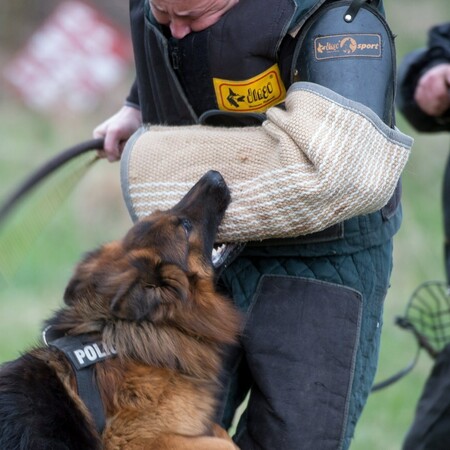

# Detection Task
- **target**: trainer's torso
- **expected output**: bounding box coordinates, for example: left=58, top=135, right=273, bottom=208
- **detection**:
left=129, top=0, right=400, bottom=250
left=132, top=0, right=329, bottom=124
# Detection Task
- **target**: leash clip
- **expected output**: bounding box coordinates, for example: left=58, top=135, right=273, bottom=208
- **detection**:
left=42, top=324, right=65, bottom=346
left=42, top=325, right=52, bottom=346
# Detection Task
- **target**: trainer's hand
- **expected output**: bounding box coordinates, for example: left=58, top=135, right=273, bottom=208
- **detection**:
left=93, top=106, right=142, bottom=162
left=414, top=63, right=450, bottom=117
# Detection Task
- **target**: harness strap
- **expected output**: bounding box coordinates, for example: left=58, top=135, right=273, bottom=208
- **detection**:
left=44, top=329, right=116, bottom=433
left=343, top=0, right=380, bottom=23
left=72, top=363, right=106, bottom=432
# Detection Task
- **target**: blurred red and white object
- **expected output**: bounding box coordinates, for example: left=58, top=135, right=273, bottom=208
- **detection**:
left=3, top=1, right=132, bottom=112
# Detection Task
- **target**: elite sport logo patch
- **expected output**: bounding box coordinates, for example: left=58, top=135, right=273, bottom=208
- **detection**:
left=213, top=64, right=286, bottom=113
left=314, top=34, right=382, bottom=60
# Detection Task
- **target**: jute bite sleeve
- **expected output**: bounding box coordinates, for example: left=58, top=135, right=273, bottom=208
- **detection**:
left=121, top=82, right=413, bottom=243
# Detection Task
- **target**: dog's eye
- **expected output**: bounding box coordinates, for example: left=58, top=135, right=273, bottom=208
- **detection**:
left=180, top=218, right=193, bottom=236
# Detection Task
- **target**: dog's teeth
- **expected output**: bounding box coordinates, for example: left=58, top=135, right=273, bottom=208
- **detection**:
left=212, top=244, right=227, bottom=266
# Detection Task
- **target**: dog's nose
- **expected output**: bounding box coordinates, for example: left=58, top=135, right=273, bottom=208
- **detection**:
left=197, top=171, right=230, bottom=202
left=172, top=170, right=231, bottom=220
left=203, top=170, right=226, bottom=187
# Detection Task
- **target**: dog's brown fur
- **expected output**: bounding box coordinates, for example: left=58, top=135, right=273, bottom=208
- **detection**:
left=0, top=171, right=240, bottom=449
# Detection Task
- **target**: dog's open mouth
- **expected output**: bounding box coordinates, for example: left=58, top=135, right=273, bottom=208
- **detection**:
left=212, top=243, right=244, bottom=269
left=212, top=243, right=227, bottom=267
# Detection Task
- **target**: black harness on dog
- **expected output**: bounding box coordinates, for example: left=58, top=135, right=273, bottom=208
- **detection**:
left=42, top=326, right=116, bottom=433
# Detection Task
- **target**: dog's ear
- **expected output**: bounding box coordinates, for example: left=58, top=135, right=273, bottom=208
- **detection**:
left=110, top=278, right=161, bottom=320
left=109, top=280, right=159, bottom=321
left=63, top=276, right=85, bottom=305
left=108, top=256, right=159, bottom=320
left=63, top=248, right=104, bottom=305
left=110, top=258, right=190, bottom=321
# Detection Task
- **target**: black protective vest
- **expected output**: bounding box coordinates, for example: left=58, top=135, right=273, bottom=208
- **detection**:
left=127, top=0, right=400, bottom=247
left=129, top=0, right=302, bottom=125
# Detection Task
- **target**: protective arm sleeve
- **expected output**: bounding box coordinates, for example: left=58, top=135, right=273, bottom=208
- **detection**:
left=121, top=82, right=413, bottom=242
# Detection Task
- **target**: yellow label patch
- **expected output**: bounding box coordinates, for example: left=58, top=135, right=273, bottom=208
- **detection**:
left=213, top=64, right=286, bottom=113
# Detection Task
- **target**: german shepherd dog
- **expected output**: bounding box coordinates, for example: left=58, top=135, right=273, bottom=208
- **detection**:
left=0, top=170, right=240, bottom=450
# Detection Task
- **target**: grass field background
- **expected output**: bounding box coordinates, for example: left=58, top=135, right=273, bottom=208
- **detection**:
left=0, top=1, right=449, bottom=449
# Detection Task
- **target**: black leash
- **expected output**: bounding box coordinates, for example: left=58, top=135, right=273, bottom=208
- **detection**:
left=371, top=334, right=421, bottom=392
left=0, top=138, right=104, bottom=224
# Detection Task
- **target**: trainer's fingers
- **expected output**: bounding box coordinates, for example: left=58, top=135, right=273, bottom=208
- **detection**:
left=93, top=120, right=108, bottom=140
left=103, top=132, right=122, bottom=162
left=93, top=106, right=142, bottom=162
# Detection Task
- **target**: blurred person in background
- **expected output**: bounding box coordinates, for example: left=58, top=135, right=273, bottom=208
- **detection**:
left=94, top=1, right=411, bottom=448
left=397, top=22, right=450, bottom=450
left=397, top=23, right=450, bottom=133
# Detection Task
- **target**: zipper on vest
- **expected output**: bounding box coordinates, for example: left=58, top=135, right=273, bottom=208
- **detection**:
left=170, top=39, right=180, bottom=71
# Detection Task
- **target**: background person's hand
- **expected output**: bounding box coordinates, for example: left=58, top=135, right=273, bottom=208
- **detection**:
left=93, top=106, right=142, bottom=162
left=414, top=63, right=450, bottom=116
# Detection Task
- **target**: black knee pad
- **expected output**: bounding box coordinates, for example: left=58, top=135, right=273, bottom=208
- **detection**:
left=293, top=0, right=396, bottom=127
